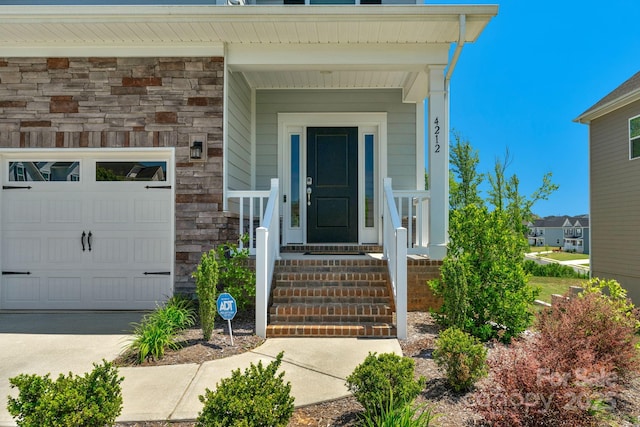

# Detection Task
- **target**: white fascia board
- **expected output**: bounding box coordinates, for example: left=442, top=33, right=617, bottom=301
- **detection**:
left=227, top=43, right=449, bottom=72
left=0, top=44, right=224, bottom=58
left=575, top=90, right=640, bottom=124
left=0, top=5, right=498, bottom=23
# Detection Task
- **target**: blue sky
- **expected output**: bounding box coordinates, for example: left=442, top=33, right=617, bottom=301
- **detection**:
left=431, top=0, right=640, bottom=217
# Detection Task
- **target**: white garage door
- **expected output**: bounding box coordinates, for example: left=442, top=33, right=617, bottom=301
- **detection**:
left=0, top=150, right=175, bottom=310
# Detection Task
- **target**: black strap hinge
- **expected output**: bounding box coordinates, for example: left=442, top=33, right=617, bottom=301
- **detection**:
left=145, top=185, right=172, bottom=190
left=143, top=271, right=171, bottom=275
left=3, top=185, right=32, bottom=190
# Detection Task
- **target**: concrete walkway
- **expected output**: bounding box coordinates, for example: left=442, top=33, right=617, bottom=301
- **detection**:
left=0, top=313, right=401, bottom=426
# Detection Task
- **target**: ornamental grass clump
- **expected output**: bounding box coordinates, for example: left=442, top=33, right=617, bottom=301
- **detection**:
left=127, top=296, right=196, bottom=363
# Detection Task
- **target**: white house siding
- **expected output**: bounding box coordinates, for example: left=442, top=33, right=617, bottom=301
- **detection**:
left=227, top=71, right=252, bottom=190
left=590, top=99, right=640, bottom=302
left=255, top=88, right=416, bottom=190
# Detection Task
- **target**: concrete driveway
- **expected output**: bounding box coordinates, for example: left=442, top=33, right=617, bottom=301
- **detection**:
left=0, top=312, right=142, bottom=427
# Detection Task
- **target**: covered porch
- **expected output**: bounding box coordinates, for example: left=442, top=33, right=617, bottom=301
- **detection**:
left=219, top=7, right=496, bottom=338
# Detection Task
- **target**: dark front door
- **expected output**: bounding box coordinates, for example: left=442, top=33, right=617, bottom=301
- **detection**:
left=307, top=127, right=358, bottom=243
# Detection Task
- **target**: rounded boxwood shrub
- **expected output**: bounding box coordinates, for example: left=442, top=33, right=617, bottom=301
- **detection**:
left=346, top=352, right=426, bottom=417
left=7, top=360, right=123, bottom=427
left=433, top=327, right=487, bottom=392
left=196, top=351, right=294, bottom=427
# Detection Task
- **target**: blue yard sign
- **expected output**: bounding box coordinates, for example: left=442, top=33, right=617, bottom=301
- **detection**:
left=217, top=293, right=237, bottom=346
left=217, top=293, right=237, bottom=320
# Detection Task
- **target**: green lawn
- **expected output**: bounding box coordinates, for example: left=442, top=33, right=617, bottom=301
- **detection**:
left=541, top=252, right=590, bottom=262
left=528, top=246, right=551, bottom=253
left=529, top=276, right=588, bottom=304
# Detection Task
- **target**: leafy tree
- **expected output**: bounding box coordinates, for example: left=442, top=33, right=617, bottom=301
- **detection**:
left=449, top=132, right=483, bottom=211
left=430, top=134, right=556, bottom=342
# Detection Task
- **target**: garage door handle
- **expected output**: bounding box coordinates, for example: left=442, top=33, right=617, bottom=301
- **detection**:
left=87, top=231, right=92, bottom=252
left=81, top=231, right=86, bottom=251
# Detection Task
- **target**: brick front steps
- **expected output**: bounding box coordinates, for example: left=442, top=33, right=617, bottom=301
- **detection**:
left=266, top=248, right=397, bottom=338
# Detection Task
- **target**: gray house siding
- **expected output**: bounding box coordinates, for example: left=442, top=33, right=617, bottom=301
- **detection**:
left=255, top=88, right=416, bottom=190
left=227, top=71, right=252, bottom=190
left=590, top=99, right=640, bottom=301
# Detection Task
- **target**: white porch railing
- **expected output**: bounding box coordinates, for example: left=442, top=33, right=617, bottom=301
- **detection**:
left=256, top=179, right=280, bottom=338
left=391, top=189, right=430, bottom=255
left=383, top=177, right=407, bottom=339
left=226, top=187, right=272, bottom=256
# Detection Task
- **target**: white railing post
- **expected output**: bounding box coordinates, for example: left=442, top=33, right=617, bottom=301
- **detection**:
left=256, top=226, right=268, bottom=338
left=254, top=178, right=279, bottom=338
left=396, top=227, right=407, bottom=339
left=383, top=177, right=408, bottom=339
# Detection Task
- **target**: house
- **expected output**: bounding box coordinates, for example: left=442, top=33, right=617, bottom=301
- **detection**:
left=563, top=216, right=589, bottom=254
left=0, top=1, right=497, bottom=338
left=575, top=71, right=640, bottom=302
left=527, top=215, right=590, bottom=254
left=527, top=216, right=567, bottom=248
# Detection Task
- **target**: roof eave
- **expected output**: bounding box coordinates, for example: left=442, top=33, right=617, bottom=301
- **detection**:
left=575, top=87, right=640, bottom=124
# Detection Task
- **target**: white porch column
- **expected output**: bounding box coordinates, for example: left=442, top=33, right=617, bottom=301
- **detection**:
left=428, top=65, right=449, bottom=260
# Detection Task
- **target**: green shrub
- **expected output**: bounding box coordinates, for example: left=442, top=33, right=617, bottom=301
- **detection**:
left=193, top=249, right=219, bottom=340
left=216, top=235, right=256, bottom=311
left=430, top=205, right=538, bottom=342
left=346, top=352, right=426, bottom=417
left=523, top=259, right=585, bottom=278
left=196, top=351, right=294, bottom=427
left=433, top=327, right=487, bottom=392
left=359, top=394, right=438, bottom=427
left=127, top=299, right=196, bottom=363
left=7, top=360, right=123, bottom=427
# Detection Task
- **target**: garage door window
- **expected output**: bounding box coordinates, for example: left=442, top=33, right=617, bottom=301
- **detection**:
left=96, top=161, right=167, bottom=182
left=9, top=161, right=80, bottom=182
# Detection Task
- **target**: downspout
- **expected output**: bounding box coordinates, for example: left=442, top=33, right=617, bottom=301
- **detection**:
left=445, top=14, right=466, bottom=86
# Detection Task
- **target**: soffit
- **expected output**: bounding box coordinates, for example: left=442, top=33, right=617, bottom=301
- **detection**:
left=0, top=5, right=496, bottom=47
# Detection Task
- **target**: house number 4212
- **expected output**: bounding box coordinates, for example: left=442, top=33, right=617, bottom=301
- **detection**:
left=433, top=117, right=441, bottom=153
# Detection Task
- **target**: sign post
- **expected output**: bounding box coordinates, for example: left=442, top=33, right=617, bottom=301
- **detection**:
left=216, top=293, right=238, bottom=346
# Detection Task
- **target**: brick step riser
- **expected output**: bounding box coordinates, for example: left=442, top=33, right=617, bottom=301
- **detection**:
left=273, top=297, right=390, bottom=305
left=275, top=273, right=388, bottom=281
left=272, top=289, right=389, bottom=299
left=274, top=281, right=388, bottom=288
left=269, top=316, right=393, bottom=326
left=266, top=324, right=396, bottom=338
left=270, top=305, right=392, bottom=316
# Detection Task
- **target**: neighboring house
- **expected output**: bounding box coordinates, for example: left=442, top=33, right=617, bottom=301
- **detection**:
left=527, top=215, right=590, bottom=254
left=527, top=216, right=569, bottom=248
left=575, top=70, right=640, bottom=302
left=563, top=216, right=589, bottom=254
left=0, top=2, right=497, bottom=337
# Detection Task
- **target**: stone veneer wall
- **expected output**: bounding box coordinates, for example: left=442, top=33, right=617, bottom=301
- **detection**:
left=0, top=57, right=236, bottom=295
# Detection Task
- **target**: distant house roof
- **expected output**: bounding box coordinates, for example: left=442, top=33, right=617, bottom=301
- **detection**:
left=529, top=215, right=590, bottom=228
left=575, top=71, right=640, bottom=124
